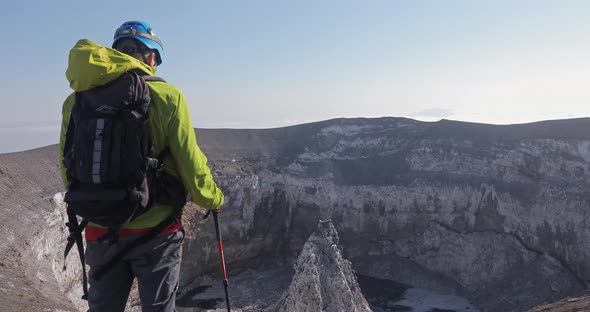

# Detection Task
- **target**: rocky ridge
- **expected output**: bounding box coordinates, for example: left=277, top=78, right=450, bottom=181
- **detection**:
left=2, top=117, right=590, bottom=311
left=266, top=220, right=371, bottom=312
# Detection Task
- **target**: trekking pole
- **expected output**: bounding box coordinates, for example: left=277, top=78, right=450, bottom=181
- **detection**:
left=204, top=210, right=231, bottom=311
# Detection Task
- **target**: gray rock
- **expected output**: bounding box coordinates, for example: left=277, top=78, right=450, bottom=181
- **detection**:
left=266, top=220, right=371, bottom=312
left=4, top=117, right=590, bottom=311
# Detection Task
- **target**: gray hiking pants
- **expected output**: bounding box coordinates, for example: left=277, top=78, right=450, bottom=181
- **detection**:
left=85, top=230, right=184, bottom=312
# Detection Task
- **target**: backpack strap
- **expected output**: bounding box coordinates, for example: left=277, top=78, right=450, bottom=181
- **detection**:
left=63, top=98, right=78, bottom=184
left=63, top=209, right=89, bottom=300
left=143, top=75, right=166, bottom=83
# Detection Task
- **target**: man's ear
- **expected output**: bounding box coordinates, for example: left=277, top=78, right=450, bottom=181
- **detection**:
left=146, top=52, right=157, bottom=66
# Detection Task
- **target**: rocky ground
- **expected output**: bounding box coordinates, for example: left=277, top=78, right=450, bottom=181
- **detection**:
left=527, top=295, right=590, bottom=312
left=3, top=117, right=590, bottom=311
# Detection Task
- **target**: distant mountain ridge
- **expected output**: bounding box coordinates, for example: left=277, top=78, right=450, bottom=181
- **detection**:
left=2, top=116, right=590, bottom=311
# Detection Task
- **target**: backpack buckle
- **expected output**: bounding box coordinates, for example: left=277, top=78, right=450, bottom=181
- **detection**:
left=147, top=157, right=159, bottom=169
left=156, top=163, right=165, bottom=177
left=147, top=157, right=165, bottom=177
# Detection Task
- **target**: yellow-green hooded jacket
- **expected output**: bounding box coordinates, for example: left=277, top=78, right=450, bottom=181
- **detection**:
left=59, top=39, right=224, bottom=230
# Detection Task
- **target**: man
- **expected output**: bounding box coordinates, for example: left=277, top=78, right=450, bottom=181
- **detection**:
left=59, top=20, right=224, bottom=312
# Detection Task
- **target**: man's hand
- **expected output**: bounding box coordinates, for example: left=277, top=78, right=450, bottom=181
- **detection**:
left=203, top=208, right=221, bottom=219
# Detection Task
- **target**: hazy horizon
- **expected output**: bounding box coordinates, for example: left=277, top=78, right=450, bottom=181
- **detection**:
left=4, top=115, right=590, bottom=154
left=3, top=1, right=590, bottom=152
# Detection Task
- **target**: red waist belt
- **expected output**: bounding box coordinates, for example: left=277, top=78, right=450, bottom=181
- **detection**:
left=85, top=220, right=183, bottom=241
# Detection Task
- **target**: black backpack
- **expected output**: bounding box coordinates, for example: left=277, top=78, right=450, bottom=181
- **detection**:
left=63, top=70, right=164, bottom=232
left=62, top=71, right=186, bottom=299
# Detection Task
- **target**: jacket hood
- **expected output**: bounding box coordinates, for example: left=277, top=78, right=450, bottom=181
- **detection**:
left=65, top=39, right=156, bottom=92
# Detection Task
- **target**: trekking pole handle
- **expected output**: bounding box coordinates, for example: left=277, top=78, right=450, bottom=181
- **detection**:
left=213, top=211, right=222, bottom=240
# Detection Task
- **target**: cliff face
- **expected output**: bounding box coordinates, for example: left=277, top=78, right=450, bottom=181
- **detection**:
left=3, top=117, right=590, bottom=311
left=184, top=117, right=590, bottom=312
left=0, top=147, right=77, bottom=312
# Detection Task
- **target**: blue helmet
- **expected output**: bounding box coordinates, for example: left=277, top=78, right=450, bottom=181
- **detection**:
left=113, top=21, right=164, bottom=65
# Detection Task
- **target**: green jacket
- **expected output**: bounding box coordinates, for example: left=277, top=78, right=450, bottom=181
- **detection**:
left=59, top=39, right=224, bottom=229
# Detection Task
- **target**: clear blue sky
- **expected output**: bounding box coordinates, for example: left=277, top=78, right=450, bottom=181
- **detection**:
left=2, top=1, right=590, bottom=152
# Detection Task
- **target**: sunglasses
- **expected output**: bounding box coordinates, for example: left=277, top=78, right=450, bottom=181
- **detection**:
left=115, top=46, right=150, bottom=55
